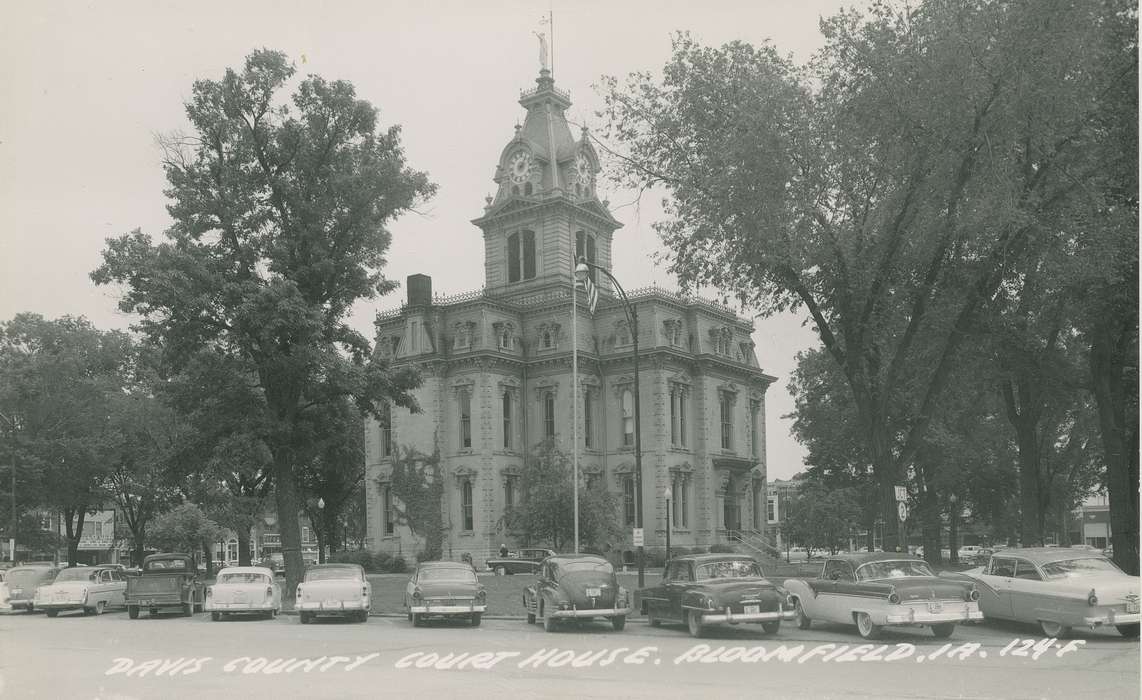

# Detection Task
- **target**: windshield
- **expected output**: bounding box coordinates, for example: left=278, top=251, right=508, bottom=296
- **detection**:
left=695, top=560, right=764, bottom=580
left=219, top=573, right=270, bottom=585
left=856, top=560, right=935, bottom=580
left=1041, top=558, right=1122, bottom=579
left=418, top=568, right=477, bottom=583
left=305, top=567, right=362, bottom=582
left=146, top=559, right=188, bottom=571
left=555, top=561, right=613, bottom=576
left=54, top=568, right=97, bottom=583
left=6, top=568, right=49, bottom=585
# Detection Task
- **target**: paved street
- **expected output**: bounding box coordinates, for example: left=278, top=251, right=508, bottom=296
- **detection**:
left=1, top=610, right=1137, bottom=699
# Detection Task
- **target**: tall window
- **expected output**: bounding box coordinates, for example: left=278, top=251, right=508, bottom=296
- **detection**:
left=720, top=392, right=734, bottom=450
left=767, top=494, right=777, bottom=524
left=750, top=400, right=761, bottom=458
left=382, top=485, right=395, bottom=536
left=671, top=475, right=689, bottom=528
left=622, top=476, right=636, bottom=525
left=505, top=475, right=518, bottom=511
left=502, top=392, right=513, bottom=449
left=507, top=231, right=537, bottom=283
left=379, top=402, right=392, bottom=458
left=669, top=385, right=687, bottom=448
left=461, top=480, right=474, bottom=531
left=543, top=392, right=556, bottom=438
left=621, top=389, right=635, bottom=446
left=583, top=391, right=594, bottom=448
left=459, top=390, right=472, bottom=449
left=410, top=321, right=418, bottom=352
left=575, top=230, right=597, bottom=282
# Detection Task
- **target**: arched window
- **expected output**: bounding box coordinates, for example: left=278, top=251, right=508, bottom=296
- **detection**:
left=621, top=389, right=635, bottom=446
left=524, top=182, right=533, bottom=195
left=379, top=402, right=393, bottom=458
left=502, top=391, right=513, bottom=449
left=575, top=230, right=597, bottom=283
left=583, top=391, right=594, bottom=448
left=461, top=480, right=474, bottom=531
left=507, top=231, right=536, bottom=283
left=542, top=330, right=553, bottom=348
left=459, top=390, right=472, bottom=449
left=622, top=476, right=636, bottom=525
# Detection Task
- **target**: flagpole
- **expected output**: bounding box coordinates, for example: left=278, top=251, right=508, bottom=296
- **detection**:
left=572, top=266, right=580, bottom=554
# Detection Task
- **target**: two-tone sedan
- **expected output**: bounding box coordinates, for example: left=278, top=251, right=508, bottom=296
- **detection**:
left=296, top=563, right=370, bottom=624
left=405, top=561, right=487, bottom=627
left=942, top=547, right=1140, bottom=638
left=205, top=567, right=281, bottom=621
left=1, top=564, right=59, bottom=613
left=34, top=566, right=128, bottom=617
left=784, top=553, right=983, bottom=640
left=637, top=554, right=795, bottom=638
left=524, top=554, right=631, bottom=632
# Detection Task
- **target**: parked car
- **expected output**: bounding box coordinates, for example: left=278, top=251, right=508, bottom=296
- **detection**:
left=784, top=553, right=983, bottom=640
left=34, top=566, right=128, bottom=617
left=297, top=563, right=370, bottom=623
left=1, top=564, right=60, bottom=613
left=636, top=554, right=794, bottom=638
left=126, top=553, right=204, bottom=619
left=524, top=554, right=630, bottom=632
left=486, top=548, right=557, bottom=575
left=206, top=566, right=281, bottom=620
left=405, top=561, right=486, bottom=627
left=941, top=547, right=1140, bottom=638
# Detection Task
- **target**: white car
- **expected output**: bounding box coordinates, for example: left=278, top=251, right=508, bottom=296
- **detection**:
left=296, top=563, right=370, bottom=623
left=34, top=566, right=128, bottom=617
left=205, top=567, right=281, bottom=620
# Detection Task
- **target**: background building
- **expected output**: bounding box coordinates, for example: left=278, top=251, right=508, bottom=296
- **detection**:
left=363, top=68, right=777, bottom=564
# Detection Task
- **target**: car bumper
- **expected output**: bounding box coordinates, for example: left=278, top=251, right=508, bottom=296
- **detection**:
left=128, top=598, right=183, bottom=607
left=1082, top=612, right=1141, bottom=627
left=549, top=606, right=632, bottom=619
left=885, top=606, right=985, bottom=624
left=409, top=604, right=487, bottom=614
left=693, top=608, right=797, bottom=625
left=297, top=600, right=369, bottom=611
left=35, top=601, right=86, bottom=611
left=206, top=602, right=275, bottom=611
left=2, top=599, right=33, bottom=611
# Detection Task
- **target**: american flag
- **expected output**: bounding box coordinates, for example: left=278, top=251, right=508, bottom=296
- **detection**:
left=579, top=274, right=598, bottom=314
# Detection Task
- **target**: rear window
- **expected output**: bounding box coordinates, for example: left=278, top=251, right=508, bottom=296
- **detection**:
left=555, top=561, right=614, bottom=576
left=418, top=568, right=477, bottom=583
left=146, top=559, right=189, bottom=571
left=696, top=560, right=763, bottom=580
left=54, top=568, right=97, bottom=583
left=219, top=572, right=271, bottom=585
left=305, top=567, right=363, bottom=582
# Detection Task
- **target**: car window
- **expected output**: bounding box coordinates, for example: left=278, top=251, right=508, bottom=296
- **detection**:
left=990, top=558, right=1016, bottom=577
left=855, top=560, right=934, bottom=581
left=553, top=561, right=613, bottom=577
left=1040, top=557, right=1122, bottom=579
left=666, top=561, right=692, bottom=582
left=305, top=567, right=363, bottom=582
left=418, top=568, right=476, bottom=583
left=219, top=572, right=270, bottom=585
left=823, top=560, right=854, bottom=582
left=1013, top=560, right=1041, bottom=580
left=100, top=571, right=113, bottom=583
left=695, top=560, right=763, bottom=581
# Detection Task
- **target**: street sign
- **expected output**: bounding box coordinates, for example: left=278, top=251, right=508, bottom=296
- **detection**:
left=897, top=502, right=909, bottom=522
left=894, top=486, right=907, bottom=502
left=632, top=528, right=644, bottom=547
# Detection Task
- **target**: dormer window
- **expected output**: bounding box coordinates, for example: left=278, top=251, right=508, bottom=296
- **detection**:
left=508, top=231, right=536, bottom=283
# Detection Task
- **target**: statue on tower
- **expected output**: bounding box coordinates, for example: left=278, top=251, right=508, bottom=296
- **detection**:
left=533, top=31, right=549, bottom=71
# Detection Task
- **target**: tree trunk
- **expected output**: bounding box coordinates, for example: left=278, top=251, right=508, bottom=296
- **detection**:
left=949, top=505, right=960, bottom=564
left=202, top=541, right=212, bottom=577
left=63, top=507, right=87, bottom=567
left=1090, top=321, right=1140, bottom=575
left=237, top=524, right=253, bottom=566
left=272, top=449, right=304, bottom=605
left=133, top=531, right=146, bottom=567
left=315, top=529, right=326, bottom=564
left=920, top=490, right=942, bottom=565
left=1002, top=379, right=1045, bottom=547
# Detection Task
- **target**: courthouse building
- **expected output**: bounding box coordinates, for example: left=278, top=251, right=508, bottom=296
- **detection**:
left=363, top=67, right=776, bottom=562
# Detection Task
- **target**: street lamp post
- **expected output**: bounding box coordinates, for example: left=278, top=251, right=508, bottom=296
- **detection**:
left=574, top=257, right=645, bottom=588
left=664, top=486, right=672, bottom=563
left=948, top=493, right=959, bottom=565
left=0, top=411, right=18, bottom=564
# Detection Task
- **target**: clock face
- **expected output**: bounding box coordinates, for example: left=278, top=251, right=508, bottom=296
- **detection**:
left=508, top=151, right=533, bottom=184
left=575, top=152, right=593, bottom=184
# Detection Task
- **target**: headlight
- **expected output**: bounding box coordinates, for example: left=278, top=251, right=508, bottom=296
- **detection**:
left=1087, top=589, right=1098, bottom=607
left=411, top=588, right=422, bottom=600
left=702, top=595, right=716, bottom=609
left=888, top=592, right=901, bottom=605
left=476, top=589, right=487, bottom=603
left=968, top=589, right=980, bottom=602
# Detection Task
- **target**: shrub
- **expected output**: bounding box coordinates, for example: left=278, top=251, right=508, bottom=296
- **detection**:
left=708, top=543, right=736, bottom=553
left=388, top=555, right=408, bottom=574
left=329, top=550, right=375, bottom=571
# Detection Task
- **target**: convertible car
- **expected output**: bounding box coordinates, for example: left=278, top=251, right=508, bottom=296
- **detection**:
left=405, top=561, right=487, bottom=627
left=524, top=554, right=630, bottom=632
left=941, top=547, right=1140, bottom=638
left=296, top=563, right=370, bottom=623
left=784, top=553, right=983, bottom=640
left=486, top=548, right=557, bottom=575
left=205, top=566, right=281, bottom=620
left=636, top=554, right=794, bottom=638
left=35, top=566, right=128, bottom=617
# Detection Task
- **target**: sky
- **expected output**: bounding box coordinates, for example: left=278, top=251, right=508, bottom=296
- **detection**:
left=0, top=0, right=858, bottom=480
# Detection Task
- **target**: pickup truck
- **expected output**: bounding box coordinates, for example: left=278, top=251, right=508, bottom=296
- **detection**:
left=126, top=553, right=205, bottom=619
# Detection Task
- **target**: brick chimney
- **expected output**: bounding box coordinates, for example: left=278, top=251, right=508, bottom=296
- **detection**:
left=407, top=274, right=432, bottom=307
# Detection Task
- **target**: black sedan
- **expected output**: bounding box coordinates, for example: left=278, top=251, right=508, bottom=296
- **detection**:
left=523, top=554, right=630, bottom=632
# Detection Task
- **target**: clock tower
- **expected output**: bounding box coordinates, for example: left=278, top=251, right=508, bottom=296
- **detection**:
left=471, top=67, right=622, bottom=297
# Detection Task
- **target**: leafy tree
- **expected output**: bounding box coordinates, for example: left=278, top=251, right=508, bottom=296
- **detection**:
left=0, top=314, right=131, bottom=565
left=601, top=1, right=1134, bottom=550
left=388, top=444, right=445, bottom=561
left=148, top=502, right=223, bottom=558
left=297, top=400, right=366, bottom=562
left=92, top=50, right=433, bottom=596
left=504, top=440, right=624, bottom=553
left=781, top=483, right=862, bottom=555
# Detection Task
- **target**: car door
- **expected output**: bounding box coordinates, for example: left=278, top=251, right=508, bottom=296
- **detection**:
left=535, top=562, right=553, bottom=615
left=664, top=561, right=693, bottom=622
left=94, top=570, right=113, bottom=604
left=975, top=556, right=1017, bottom=619
left=111, top=570, right=127, bottom=606
left=824, top=560, right=858, bottom=621
left=1009, top=559, right=1048, bottom=622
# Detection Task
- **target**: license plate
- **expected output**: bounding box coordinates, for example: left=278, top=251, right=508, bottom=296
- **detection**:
left=1127, top=601, right=1140, bottom=614
left=928, top=602, right=944, bottom=613
left=744, top=605, right=760, bottom=615
left=323, top=599, right=341, bottom=609
left=138, top=600, right=150, bottom=606
left=585, top=588, right=601, bottom=597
